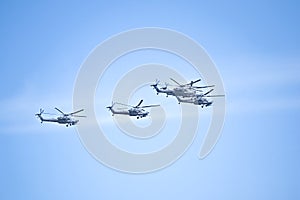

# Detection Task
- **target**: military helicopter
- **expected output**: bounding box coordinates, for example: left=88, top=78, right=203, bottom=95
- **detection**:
left=150, top=80, right=175, bottom=97
left=106, top=99, right=159, bottom=119
left=169, top=78, right=215, bottom=96
left=175, top=89, right=225, bottom=107
left=151, top=78, right=214, bottom=98
left=35, top=108, right=86, bottom=127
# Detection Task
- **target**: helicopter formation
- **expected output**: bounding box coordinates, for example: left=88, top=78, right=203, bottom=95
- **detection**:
left=36, top=78, right=224, bottom=126
left=106, top=78, right=224, bottom=119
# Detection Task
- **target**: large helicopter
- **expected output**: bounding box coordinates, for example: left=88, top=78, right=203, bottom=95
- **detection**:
left=35, top=108, right=85, bottom=127
left=151, top=78, right=214, bottom=98
left=106, top=99, right=159, bottom=119
left=175, top=89, right=225, bottom=107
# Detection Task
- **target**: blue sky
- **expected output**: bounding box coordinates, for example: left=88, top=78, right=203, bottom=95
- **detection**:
left=1, top=1, right=300, bottom=199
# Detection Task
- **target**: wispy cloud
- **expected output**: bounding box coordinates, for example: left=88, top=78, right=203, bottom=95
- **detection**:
left=222, top=57, right=300, bottom=115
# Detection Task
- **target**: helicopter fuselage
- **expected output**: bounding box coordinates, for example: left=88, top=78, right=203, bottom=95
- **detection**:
left=108, top=107, right=149, bottom=119
left=175, top=95, right=213, bottom=107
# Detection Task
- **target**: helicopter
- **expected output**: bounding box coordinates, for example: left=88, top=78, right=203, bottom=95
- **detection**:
left=35, top=108, right=86, bottom=127
left=150, top=80, right=175, bottom=97
left=106, top=99, right=159, bottom=119
left=151, top=78, right=214, bottom=98
left=175, top=89, right=225, bottom=107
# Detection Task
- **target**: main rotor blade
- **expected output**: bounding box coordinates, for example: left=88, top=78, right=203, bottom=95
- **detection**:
left=194, top=89, right=203, bottom=92
left=170, top=78, right=181, bottom=86
left=72, top=115, right=86, bottom=117
left=69, top=109, right=84, bottom=115
left=190, top=78, right=201, bottom=85
left=43, top=112, right=57, bottom=115
left=193, top=85, right=215, bottom=89
left=205, top=95, right=225, bottom=97
left=140, top=105, right=160, bottom=108
left=135, top=99, right=143, bottom=107
left=117, top=102, right=133, bottom=107
left=203, top=89, right=214, bottom=96
left=55, top=107, right=65, bottom=115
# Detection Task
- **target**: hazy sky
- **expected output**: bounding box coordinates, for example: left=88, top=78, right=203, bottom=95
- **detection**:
left=1, top=1, right=299, bottom=199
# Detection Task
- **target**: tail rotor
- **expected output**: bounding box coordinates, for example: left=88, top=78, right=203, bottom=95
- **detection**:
left=106, top=101, right=114, bottom=111
left=35, top=108, right=44, bottom=116
left=35, top=108, right=44, bottom=122
left=150, top=79, right=160, bottom=87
